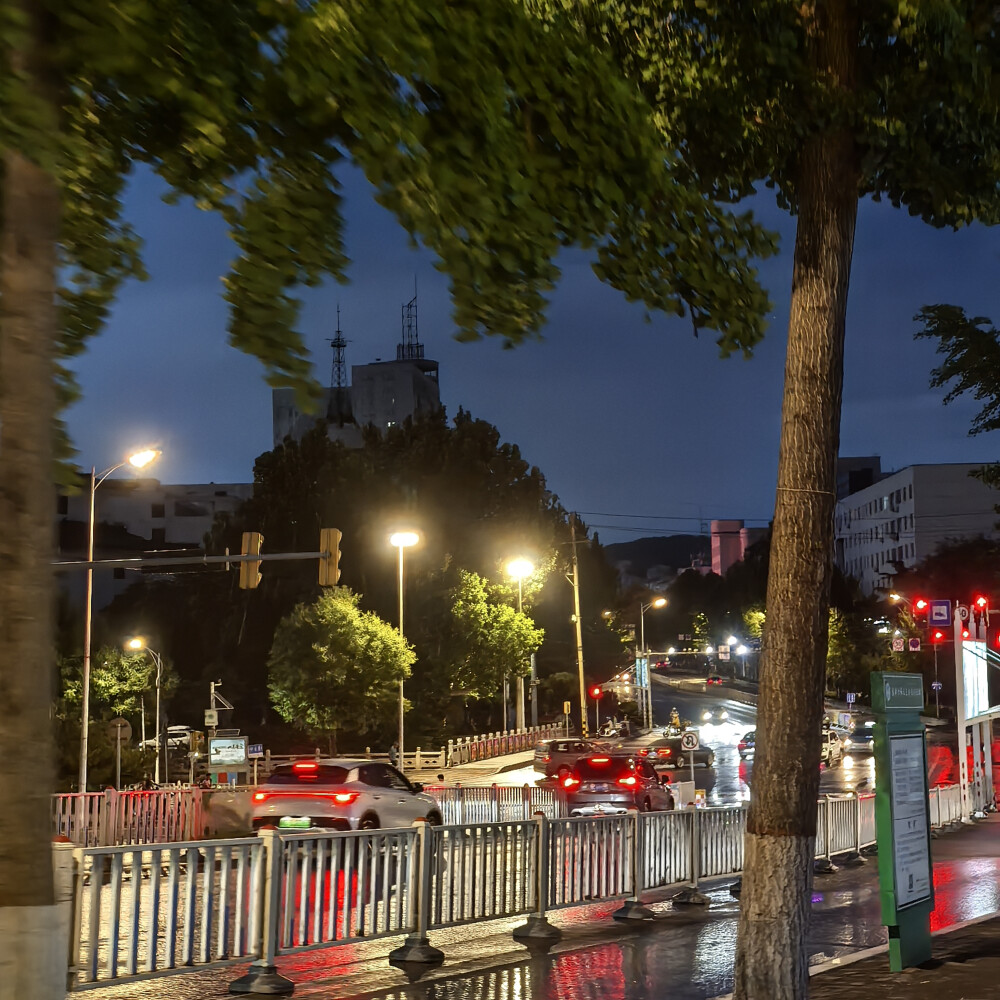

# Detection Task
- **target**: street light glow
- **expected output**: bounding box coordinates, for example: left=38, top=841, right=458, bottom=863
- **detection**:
left=127, top=449, right=160, bottom=469
left=889, top=592, right=902, bottom=603
left=652, top=597, right=667, bottom=608
left=736, top=645, right=749, bottom=655
left=389, top=531, right=419, bottom=548
left=667, top=647, right=676, bottom=655
left=705, top=646, right=714, bottom=655
left=126, top=636, right=145, bottom=651
left=506, top=557, right=534, bottom=580
left=727, top=635, right=739, bottom=646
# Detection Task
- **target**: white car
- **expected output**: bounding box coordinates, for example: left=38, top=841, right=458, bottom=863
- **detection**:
left=140, top=725, right=193, bottom=750
left=701, top=708, right=729, bottom=723
left=251, top=759, right=442, bottom=831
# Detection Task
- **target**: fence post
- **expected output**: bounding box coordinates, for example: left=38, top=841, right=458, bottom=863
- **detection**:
left=522, top=784, right=531, bottom=821
left=614, top=808, right=655, bottom=920
left=672, top=808, right=710, bottom=905
left=229, top=828, right=293, bottom=995
left=814, top=797, right=838, bottom=874
left=446, top=740, right=454, bottom=768
left=491, top=784, right=500, bottom=823
left=843, top=795, right=866, bottom=865
left=513, top=812, right=561, bottom=943
left=389, top=820, right=445, bottom=964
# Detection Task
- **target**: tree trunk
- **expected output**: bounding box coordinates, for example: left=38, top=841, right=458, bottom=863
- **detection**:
left=0, top=3, right=64, bottom=994
left=733, top=4, right=859, bottom=998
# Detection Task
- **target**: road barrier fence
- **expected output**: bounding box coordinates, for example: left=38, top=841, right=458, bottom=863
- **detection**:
left=65, top=784, right=963, bottom=991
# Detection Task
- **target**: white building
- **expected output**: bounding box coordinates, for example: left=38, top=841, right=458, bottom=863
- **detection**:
left=58, top=479, right=253, bottom=610
left=834, top=463, right=1000, bottom=594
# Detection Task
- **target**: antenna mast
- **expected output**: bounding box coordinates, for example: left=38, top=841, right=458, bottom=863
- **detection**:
left=327, top=305, right=348, bottom=388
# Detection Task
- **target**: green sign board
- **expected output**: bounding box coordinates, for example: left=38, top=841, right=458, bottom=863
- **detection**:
left=870, top=672, right=934, bottom=972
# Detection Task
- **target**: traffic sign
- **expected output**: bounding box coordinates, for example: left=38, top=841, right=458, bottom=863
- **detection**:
left=248, top=743, right=264, bottom=759
left=846, top=692, right=856, bottom=704
left=929, top=600, right=952, bottom=625
left=680, top=731, right=700, bottom=751
left=892, top=637, right=905, bottom=652
left=204, top=709, right=219, bottom=728
left=931, top=681, right=943, bottom=691
left=107, top=717, right=132, bottom=742
left=908, top=638, right=921, bottom=652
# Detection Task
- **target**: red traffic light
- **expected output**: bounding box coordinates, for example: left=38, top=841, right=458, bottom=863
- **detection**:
left=913, top=597, right=929, bottom=613
left=931, top=629, right=946, bottom=644
left=589, top=685, right=604, bottom=700
left=975, top=595, right=989, bottom=609
left=962, top=627, right=970, bottom=639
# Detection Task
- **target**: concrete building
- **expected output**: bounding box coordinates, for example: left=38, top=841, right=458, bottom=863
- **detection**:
left=58, top=479, right=252, bottom=610
left=710, top=520, right=767, bottom=576
left=834, top=463, right=1000, bottom=594
left=272, top=298, right=441, bottom=448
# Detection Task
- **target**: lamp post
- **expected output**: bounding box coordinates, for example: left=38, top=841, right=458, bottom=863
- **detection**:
left=126, top=637, right=164, bottom=783
left=505, top=557, right=534, bottom=730
left=78, top=448, right=160, bottom=793
left=390, top=531, right=419, bottom=772
left=639, top=597, right=667, bottom=730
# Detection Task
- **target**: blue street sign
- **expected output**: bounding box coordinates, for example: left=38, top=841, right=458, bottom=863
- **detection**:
left=929, top=599, right=952, bottom=625
left=931, top=681, right=943, bottom=691
left=248, top=743, right=264, bottom=759
left=846, top=692, right=856, bottom=704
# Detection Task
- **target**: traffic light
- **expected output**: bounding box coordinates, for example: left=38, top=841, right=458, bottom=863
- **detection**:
left=931, top=628, right=946, bottom=644
left=319, top=528, right=342, bottom=586
left=589, top=685, right=604, bottom=700
left=973, top=594, right=990, bottom=629
left=913, top=597, right=929, bottom=617
left=239, top=531, right=263, bottom=589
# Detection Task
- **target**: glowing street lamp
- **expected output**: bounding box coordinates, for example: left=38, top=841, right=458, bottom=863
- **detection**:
left=505, top=557, right=534, bottom=730
left=79, top=448, right=161, bottom=793
left=390, top=531, right=419, bottom=771
left=638, top=597, right=667, bottom=729
left=126, top=636, right=164, bottom=783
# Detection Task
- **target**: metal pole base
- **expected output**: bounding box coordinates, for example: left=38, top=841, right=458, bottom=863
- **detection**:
left=388, top=935, right=445, bottom=965
left=671, top=886, right=711, bottom=906
left=229, top=962, right=294, bottom=995
left=613, top=899, right=656, bottom=921
left=513, top=914, right=562, bottom=943
left=813, top=857, right=839, bottom=875
left=840, top=850, right=867, bottom=866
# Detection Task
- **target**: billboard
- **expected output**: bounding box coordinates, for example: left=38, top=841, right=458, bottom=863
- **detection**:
left=963, top=640, right=989, bottom=720
left=209, top=736, right=248, bottom=768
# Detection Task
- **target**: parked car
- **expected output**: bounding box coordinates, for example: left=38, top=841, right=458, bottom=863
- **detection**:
left=842, top=726, right=875, bottom=754
left=140, top=725, right=193, bottom=750
left=251, top=759, right=442, bottom=831
left=737, top=730, right=756, bottom=759
left=561, top=754, right=674, bottom=815
left=706, top=675, right=724, bottom=686
left=639, top=737, right=715, bottom=769
left=534, top=738, right=611, bottom=778
left=821, top=730, right=843, bottom=766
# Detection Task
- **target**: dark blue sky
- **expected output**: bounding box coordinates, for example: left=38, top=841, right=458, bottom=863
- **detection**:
left=67, top=165, right=1000, bottom=544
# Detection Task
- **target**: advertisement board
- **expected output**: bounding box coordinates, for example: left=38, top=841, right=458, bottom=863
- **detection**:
left=209, top=736, right=247, bottom=768
left=963, top=640, right=989, bottom=719
left=889, top=734, right=932, bottom=908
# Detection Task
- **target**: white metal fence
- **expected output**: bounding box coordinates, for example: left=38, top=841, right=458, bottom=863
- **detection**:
left=423, top=783, right=561, bottom=824
left=53, top=789, right=203, bottom=848
left=66, top=783, right=965, bottom=991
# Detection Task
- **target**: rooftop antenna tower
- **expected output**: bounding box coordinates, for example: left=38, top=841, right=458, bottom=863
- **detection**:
left=326, top=305, right=349, bottom=387
left=398, top=277, right=424, bottom=361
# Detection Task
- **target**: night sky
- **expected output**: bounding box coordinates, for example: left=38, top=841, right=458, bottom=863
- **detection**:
left=67, top=164, right=1000, bottom=545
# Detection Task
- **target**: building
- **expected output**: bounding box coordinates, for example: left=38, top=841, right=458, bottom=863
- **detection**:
left=710, top=520, right=767, bottom=576
left=834, top=463, right=1000, bottom=594
left=58, top=479, right=252, bottom=610
left=836, top=456, right=883, bottom=500
left=272, top=296, right=441, bottom=448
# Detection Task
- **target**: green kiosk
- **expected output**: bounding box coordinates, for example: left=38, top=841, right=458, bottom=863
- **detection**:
left=871, top=671, right=934, bottom=971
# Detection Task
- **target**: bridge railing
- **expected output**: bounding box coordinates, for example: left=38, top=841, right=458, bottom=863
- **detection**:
left=52, top=789, right=202, bottom=847
left=65, top=783, right=963, bottom=990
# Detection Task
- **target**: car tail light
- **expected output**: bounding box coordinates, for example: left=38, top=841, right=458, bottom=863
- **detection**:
left=657, top=748, right=672, bottom=757
left=331, top=792, right=358, bottom=805
left=293, top=762, right=319, bottom=771
left=542, top=755, right=551, bottom=762
left=637, top=748, right=650, bottom=757
left=738, top=742, right=746, bottom=752
left=562, top=774, right=580, bottom=789
left=253, top=792, right=268, bottom=802
left=617, top=775, right=638, bottom=787
left=589, top=756, right=611, bottom=764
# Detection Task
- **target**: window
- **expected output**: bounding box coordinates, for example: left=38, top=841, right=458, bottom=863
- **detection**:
left=268, top=765, right=348, bottom=785
left=151, top=527, right=166, bottom=546
left=151, top=503, right=165, bottom=518
left=384, top=766, right=413, bottom=791
left=57, top=495, right=68, bottom=515
left=358, top=764, right=393, bottom=788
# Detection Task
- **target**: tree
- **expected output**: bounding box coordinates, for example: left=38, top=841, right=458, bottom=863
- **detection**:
left=268, top=589, right=413, bottom=750
left=543, top=5, right=1000, bottom=996
left=3, top=4, right=768, bottom=983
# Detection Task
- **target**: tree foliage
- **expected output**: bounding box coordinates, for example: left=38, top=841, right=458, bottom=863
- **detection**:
left=268, top=588, right=413, bottom=743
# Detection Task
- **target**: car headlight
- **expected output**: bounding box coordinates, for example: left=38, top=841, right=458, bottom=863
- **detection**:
left=720, top=711, right=728, bottom=720
left=702, top=711, right=711, bottom=721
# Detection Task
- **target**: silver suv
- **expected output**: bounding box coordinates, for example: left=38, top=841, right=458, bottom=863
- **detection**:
left=251, top=759, right=442, bottom=831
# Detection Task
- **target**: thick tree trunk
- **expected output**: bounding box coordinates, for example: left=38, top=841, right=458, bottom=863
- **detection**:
left=732, top=4, right=859, bottom=998
left=0, top=3, right=64, bottom=993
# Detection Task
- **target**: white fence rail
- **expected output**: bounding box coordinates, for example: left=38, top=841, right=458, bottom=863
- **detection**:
left=53, top=789, right=203, bottom=848
left=66, top=784, right=964, bottom=990
left=423, top=783, right=561, bottom=824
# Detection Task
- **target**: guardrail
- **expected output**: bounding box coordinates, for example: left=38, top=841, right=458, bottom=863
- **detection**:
left=65, top=784, right=965, bottom=991
left=53, top=789, right=203, bottom=847
left=423, top=783, right=561, bottom=823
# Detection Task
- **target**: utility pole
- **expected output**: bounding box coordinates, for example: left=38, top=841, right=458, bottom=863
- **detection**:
left=569, top=515, right=588, bottom=737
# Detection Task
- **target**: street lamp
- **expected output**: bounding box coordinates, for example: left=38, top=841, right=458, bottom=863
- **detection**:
left=390, top=531, right=419, bottom=772
left=505, top=557, right=534, bottom=730
left=79, top=448, right=161, bottom=793
left=126, top=636, right=164, bottom=783
left=736, top=644, right=749, bottom=679
left=639, top=597, right=667, bottom=730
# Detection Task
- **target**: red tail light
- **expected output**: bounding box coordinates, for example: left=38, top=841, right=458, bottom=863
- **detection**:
left=562, top=774, right=580, bottom=789
left=253, top=792, right=267, bottom=802
left=542, top=755, right=551, bottom=762
left=737, top=742, right=746, bottom=752
left=637, top=748, right=650, bottom=757
left=331, top=792, right=357, bottom=805
left=617, top=775, right=638, bottom=787
left=657, top=748, right=672, bottom=757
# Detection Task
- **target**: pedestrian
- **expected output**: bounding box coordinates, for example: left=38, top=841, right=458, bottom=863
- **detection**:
left=389, top=740, right=399, bottom=768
